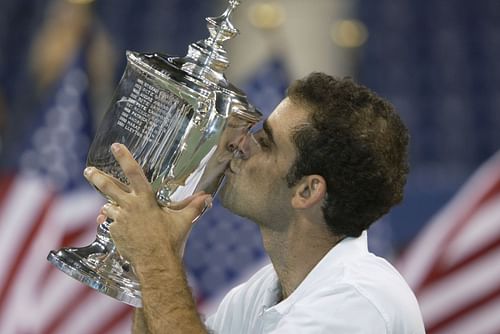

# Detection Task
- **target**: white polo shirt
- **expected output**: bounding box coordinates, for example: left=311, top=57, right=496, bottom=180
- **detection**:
left=206, top=232, right=425, bottom=333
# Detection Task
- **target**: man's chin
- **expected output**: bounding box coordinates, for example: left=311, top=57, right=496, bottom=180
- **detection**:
left=219, top=183, right=243, bottom=214
left=218, top=183, right=232, bottom=208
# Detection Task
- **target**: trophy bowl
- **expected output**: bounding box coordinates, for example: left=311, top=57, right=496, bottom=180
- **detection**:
left=47, top=0, right=261, bottom=307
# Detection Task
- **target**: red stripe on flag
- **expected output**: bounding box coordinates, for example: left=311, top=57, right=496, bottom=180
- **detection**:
left=0, top=173, right=15, bottom=210
left=0, top=193, right=55, bottom=318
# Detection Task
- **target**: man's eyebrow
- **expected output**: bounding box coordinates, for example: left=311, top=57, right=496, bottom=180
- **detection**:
left=262, top=119, right=275, bottom=145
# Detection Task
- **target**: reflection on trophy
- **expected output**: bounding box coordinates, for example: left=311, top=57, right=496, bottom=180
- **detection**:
left=47, top=0, right=261, bottom=307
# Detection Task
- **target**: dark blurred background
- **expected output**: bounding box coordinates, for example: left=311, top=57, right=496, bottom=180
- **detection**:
left=0, top=0, right=498, bottom=333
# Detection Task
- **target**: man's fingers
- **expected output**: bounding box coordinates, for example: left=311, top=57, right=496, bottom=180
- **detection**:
left=168, top=192, right=206, bottom=210
left=101, top=203, right=120, bottom=221
left=96, top=213, right=107, bottom=225
left=111, top=143, right=150, bottom=193
left=84, top=167, right=128, bottom=204
left=180, top=193, right=212, bottom=223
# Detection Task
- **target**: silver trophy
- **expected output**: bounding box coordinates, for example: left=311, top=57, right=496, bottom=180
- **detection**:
left=47, top=0, right=261, bottom=307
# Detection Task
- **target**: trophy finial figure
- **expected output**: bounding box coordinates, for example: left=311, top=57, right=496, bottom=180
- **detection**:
left=180, top=0, right=243, bottom=84
left=206, top=1, right=240, bottom=44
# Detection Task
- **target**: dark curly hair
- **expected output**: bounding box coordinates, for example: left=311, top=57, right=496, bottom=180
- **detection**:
left=286, top=73, right=409, bottom=238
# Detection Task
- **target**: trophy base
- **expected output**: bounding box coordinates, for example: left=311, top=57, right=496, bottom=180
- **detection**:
left=47, top=243, right=142, bottom=307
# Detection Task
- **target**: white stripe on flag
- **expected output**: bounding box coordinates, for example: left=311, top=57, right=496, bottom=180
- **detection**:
left=48, top=189, right=104, bottom=231
left=0, top=176, right=51, bottom=289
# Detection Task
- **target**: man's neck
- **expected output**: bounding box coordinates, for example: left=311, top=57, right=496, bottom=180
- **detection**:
left=260, top=218, right=344, bottom=301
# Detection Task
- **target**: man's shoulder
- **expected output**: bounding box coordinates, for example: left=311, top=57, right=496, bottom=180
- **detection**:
left=326, top=253, right=425, bottom=332
left=265, top=253, right=423, bottom=333
left=342, top=253, right=419, bottom=305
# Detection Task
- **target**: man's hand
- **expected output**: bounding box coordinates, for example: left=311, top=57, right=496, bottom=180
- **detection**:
left=84, top=143, right=211, bottom=333
left=83, top=142, right=212, bottom=265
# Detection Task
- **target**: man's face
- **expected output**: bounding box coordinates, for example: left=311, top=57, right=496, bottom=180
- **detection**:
left=219, top=98, right=308, bottom=227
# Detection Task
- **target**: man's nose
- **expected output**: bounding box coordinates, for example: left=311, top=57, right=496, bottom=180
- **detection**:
left=226, top=131, right=253, bottom=159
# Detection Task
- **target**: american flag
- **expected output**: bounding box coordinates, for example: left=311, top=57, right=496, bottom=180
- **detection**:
left=397, top=150, right=500, bottom=334
left=0, top=45, right=132, bottom=333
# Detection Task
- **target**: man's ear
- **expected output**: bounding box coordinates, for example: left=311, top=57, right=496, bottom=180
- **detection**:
left=291, top=175, right=327, bottom=209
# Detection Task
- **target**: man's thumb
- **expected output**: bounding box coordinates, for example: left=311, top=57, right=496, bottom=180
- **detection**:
left=182, top=193, right=212, bottom=223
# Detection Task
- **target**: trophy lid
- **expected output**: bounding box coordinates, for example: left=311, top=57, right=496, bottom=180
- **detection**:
left=127, top=0, right=261, bottom=122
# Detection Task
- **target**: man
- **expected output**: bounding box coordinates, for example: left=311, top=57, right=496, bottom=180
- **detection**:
left=84, top=73, right=425, bottom=333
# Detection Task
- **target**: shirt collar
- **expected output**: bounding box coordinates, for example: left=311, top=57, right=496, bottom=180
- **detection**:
left=268, top=231, right=369, bottom=313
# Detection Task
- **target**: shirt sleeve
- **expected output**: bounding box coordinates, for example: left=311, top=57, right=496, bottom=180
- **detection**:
left=269, top=284, right=389, bottom=334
